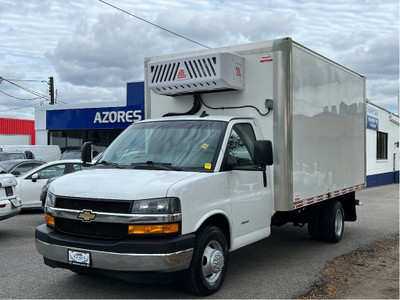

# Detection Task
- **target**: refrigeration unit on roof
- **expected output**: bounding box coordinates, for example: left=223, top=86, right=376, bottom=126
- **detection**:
left=147, top=52, right=244, bottom=96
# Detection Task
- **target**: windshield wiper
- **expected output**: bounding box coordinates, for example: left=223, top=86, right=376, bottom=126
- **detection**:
left=131, top=161, right=184, bottom=171
left=97, top=160, right=125, bottom=169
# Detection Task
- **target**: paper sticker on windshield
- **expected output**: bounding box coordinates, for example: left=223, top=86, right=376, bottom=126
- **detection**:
left=201, top=143, right=209, bottom=150
left=204, top=163, right=212, bottom=169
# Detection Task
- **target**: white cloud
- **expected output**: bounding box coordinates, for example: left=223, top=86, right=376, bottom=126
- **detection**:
left=0, top=0, right=398, bottom=118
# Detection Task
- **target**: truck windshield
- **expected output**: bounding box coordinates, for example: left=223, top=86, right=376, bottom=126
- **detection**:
left=100, top=120, right=227, bottom=171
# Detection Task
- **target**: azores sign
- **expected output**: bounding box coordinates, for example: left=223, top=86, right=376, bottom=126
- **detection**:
left=46, top=82, right=144, bottom=130
left=366, top=104, right=379, bottom=131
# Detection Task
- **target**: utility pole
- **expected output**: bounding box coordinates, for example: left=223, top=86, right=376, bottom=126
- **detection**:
left=49, top=76, right=54, bottom=105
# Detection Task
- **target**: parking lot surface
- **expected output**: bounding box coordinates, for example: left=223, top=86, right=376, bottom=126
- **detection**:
left=0, top=184, right=398, bottom=298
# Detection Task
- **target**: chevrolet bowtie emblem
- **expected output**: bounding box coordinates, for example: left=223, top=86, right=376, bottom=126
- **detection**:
left=77, top=210, right=96, bottom=222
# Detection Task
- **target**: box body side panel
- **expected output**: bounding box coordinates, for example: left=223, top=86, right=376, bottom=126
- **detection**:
left=289, top=45, right=366, bottom=209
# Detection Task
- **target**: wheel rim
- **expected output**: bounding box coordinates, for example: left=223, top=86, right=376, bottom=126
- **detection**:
left=335, top=208, right=344, bottom=237
left=201, top=240, right=225, bottom=284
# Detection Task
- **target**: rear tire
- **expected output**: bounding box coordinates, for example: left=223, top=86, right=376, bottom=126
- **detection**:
left=184, top=226, right=229, bottom=296
left=320, top=201, right=344, bottom=243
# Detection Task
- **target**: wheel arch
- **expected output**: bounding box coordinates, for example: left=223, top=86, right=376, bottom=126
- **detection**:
left=337, top=192, right=357, bottom=222
left=195, top=213, right=231, bottom=250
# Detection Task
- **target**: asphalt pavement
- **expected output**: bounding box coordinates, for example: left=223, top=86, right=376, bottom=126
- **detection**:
left=0, top=184, right=398, bottom=299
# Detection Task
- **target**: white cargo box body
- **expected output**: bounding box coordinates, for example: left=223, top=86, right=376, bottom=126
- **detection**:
left=145, top=37, right=366, bottom=211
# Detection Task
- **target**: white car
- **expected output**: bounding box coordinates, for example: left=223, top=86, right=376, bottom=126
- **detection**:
left=15, top=159, right=88, bottom=209
left=0, top=174, right=21, bottom=221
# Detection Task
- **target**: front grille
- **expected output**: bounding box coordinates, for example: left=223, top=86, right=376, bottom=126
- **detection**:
left=55, top=218, right=128, bottom=240
left=55, top=197, right=131, bottom=213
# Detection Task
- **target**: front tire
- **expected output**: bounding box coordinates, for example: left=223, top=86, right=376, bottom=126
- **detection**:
left=184, top=226, right=229, bottom=296
left=320, top=200, right=344, bottom=243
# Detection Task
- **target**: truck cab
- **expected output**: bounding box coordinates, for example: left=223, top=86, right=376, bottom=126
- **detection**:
left=36, top=115, right=273, bottom=295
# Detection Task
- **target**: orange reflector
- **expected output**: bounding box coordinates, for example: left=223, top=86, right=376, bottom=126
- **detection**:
left=45, top=214, right=55, bottom=227
left=128, top=223, right=179, bottom=235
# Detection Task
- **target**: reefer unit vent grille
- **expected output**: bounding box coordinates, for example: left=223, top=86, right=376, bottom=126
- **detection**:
left=148, top=52, right=244, bottom=96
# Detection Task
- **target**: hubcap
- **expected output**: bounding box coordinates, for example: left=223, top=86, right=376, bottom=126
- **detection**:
left=202, top=240, right=225, bottom=284
left=335, top=208, right=343, bottom=237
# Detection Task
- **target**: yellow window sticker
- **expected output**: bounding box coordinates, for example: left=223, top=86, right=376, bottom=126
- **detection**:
left=201, top=143, right=209, bottom=150
left=204, top=163, right=212, bottom=169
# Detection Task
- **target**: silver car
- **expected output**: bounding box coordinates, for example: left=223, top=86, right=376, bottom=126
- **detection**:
left=0, top=174, right=21, bottom=221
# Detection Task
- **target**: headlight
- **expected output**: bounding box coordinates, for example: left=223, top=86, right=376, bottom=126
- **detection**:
left=46, top=192, right=56, bottom=207
left=131, top=197, right=181, bottom=214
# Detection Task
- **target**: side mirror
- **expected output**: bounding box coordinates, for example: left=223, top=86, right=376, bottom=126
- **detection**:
left=226, top=155, right=237, bottom=170
left=254, top=140, right=273, bottom=166
left=32, top=173, right=39, bottom=182
left=81, top=142, right=92, bottom=164
left=25, top=150, right=35, bottom=159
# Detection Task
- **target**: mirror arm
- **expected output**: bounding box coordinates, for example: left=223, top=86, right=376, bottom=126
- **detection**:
left=261, top=165, right=267, bottom=187
left=230, top=165, right=267, bottom=187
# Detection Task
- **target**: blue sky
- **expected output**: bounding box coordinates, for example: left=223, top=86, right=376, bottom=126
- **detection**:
left=0, top=0, right=398, bottom=119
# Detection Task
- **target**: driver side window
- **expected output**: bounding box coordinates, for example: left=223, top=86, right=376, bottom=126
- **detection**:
left=36, top=165, right=66, bottom=180
left=228, top=123, right=256, bottom=167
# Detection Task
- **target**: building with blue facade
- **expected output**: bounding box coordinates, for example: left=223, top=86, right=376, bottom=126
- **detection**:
left=35, top=82, right=144, bottom=152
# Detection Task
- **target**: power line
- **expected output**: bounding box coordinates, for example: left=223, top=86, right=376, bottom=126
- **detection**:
left=98, top=0, right=210, bottom=49
left=0, top=77, right=68, bottom=112
left=0, top=77, right=51, bottom=112
left=2, top=79, right=47, bottom=83
left=0, top=89, right=43, bottom=101
left=0, top=77, right=49, bottom=100
left=0, top=100, right=47, bottom=112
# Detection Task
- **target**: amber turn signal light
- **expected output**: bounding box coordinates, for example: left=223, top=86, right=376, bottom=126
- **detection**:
left=128, top=223, right=179, bottom=235
left=45, top=214, right=55, bottom=227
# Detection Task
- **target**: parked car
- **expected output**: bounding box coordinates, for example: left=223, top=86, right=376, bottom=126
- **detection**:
left=0, top=152, right=26, bottom=162
left=0, top=159, right=45, bottom=176
left=0, top=173, right=21, bottom=221
left=15, top=159, right=89, bottom=209
left=40, top=177, right=58, bottom=207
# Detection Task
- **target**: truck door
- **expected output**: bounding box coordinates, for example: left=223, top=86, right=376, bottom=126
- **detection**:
left=225, top=122, right=273, bottom=249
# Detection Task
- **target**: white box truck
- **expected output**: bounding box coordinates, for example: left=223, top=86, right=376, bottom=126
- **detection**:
left=35, top=37, right=366, bottom=295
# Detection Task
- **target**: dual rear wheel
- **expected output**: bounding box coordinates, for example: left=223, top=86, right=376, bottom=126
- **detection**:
left=307, top=200, right=344, bottom=243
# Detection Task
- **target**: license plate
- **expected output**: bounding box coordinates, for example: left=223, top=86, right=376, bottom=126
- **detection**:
left=5, top=187, right=13, bottom=197
left=68, top=250, right=91, bottom=267
left=10, top=198, right=21, bottom=207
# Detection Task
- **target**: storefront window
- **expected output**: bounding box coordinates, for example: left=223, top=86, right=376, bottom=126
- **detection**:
left=49, top=129, right=124, bottom=153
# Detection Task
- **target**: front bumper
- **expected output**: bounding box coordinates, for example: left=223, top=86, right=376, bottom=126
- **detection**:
left=35, top=224, right=195, bottom=273
left=0, top=198, right=21, bottom=221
